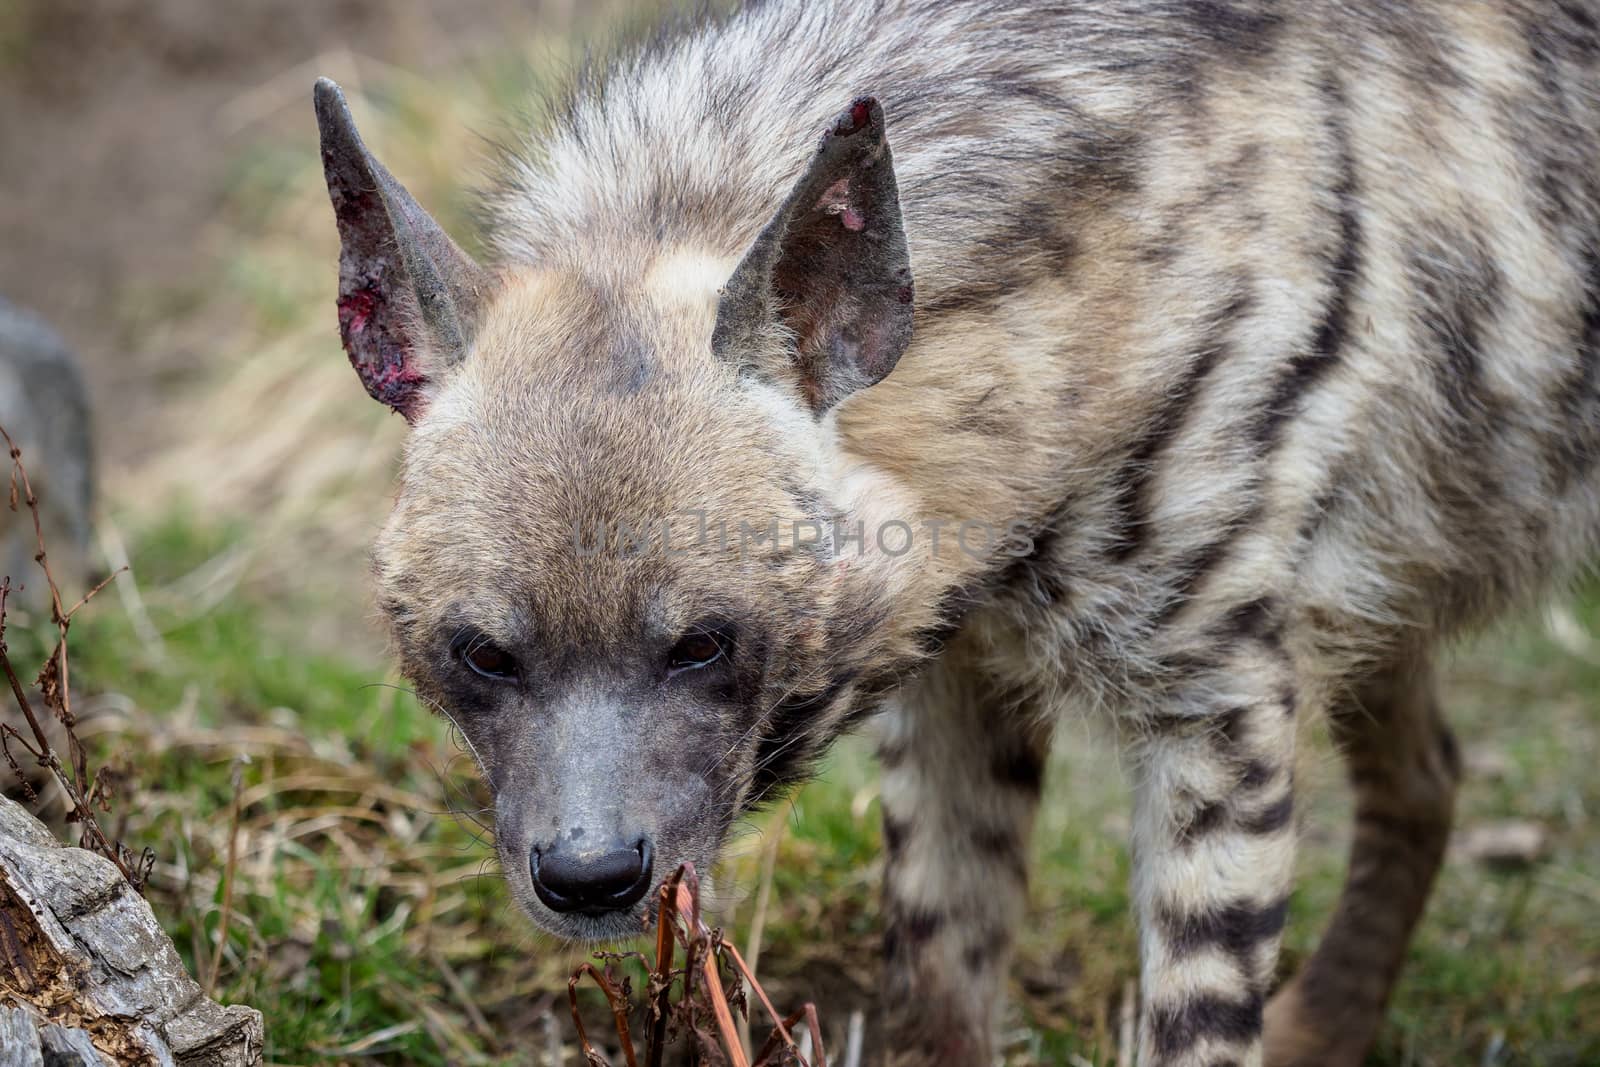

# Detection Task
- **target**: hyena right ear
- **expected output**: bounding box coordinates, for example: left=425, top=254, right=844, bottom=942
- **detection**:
left=314, top=78, right=488, bottom=422
left=713, top=97, right=914, bottom=415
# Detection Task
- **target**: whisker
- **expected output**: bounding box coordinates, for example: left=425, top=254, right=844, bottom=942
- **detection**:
left=358, top=681, right=496, bottom=841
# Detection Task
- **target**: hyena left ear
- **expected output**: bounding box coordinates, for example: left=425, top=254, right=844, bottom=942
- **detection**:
left=314, top=77, right=489, bottom=422
left=713, top=97, right=914, bottom=415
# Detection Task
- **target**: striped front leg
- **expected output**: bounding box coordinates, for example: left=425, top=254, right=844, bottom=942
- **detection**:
left=1130, top=666, right=1298, bottom=1067
left=876, top=649, right=1052, bottom=1066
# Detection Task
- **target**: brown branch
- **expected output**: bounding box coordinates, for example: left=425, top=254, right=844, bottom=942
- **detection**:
left=1, top=585, right=58, bottom=767
left=751, top=1008, right=806, bottom=1067
left=574, top=861, right=819, bottom=1067
left=568, top=961, right=641, bottom=1067
left=645, top=867, right=686, bottom=1067
left=723, top=940, right=800, bottom=1062
left=64, top=565, right=128, bottom=621
left=802, top=1004, right=827, bottom=1067
left=0, top=425, right=143, bottom=891
left=667, top=873, right=748, bottom=1067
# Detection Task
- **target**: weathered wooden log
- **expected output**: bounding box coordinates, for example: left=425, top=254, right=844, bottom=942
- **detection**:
left=0, top=1004, right=108, bottom=1066
left=0, top=795, right=263, bottom=1065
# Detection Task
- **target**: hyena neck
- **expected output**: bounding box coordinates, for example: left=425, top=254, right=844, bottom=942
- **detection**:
left=818, top=332, right=1090, bottom=654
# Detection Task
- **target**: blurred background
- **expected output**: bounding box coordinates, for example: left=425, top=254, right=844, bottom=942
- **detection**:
left=0, top=1, right=1596, bottom=1063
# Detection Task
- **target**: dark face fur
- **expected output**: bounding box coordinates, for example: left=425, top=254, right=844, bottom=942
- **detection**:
left=316, top=82, right=916, bottom=940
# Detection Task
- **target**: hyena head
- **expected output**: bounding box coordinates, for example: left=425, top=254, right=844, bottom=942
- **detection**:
left=315, top=81, right=918, bottom=940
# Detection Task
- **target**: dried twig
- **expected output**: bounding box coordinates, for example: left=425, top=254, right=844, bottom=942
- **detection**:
left=738, top=808, right=786, bottom=1056
left=645, top=866, right=685, bottom=1067
left=0, top=424, right=145, bottom=890
left=569, top=861, right=824, bottom=1067
left=1116, top=978, right=1135, bottom=1067
left=569, top=962, right=640, bottom=1067
left=205, top=755, right=248, bottom=996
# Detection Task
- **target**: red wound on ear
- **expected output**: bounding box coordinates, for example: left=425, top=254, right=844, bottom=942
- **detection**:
left=335, top=282, right=430, bottom=419
left=315, top=77, right=486, bottom=423
left=839, top=98, right=872, bottom=135
left=712, top=95, right=914, bottom=416
left=338, top=286, right=429, bottom=416
left=817, top=178, right=867, bottom=232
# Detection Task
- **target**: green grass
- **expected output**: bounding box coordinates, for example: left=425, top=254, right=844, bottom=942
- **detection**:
left=28, top=517, right=506, bottom=1064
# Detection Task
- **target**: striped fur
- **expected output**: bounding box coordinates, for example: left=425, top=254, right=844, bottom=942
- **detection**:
left=317, top=2, right=1600, bottom=1064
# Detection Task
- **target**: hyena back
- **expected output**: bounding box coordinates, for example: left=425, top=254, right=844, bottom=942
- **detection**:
left=314, top=2, right=1600, bottom=1064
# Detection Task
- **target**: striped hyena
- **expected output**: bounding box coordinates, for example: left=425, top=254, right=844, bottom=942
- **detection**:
left=314, top=1, right=1600, bottom=1064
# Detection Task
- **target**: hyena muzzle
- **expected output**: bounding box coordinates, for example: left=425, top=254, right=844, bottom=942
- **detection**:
left=314, top=1, right=1600, bottom=1064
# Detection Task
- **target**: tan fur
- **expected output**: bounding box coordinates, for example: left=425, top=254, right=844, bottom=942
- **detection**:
left=318, top=2, right=1600, bottom=1063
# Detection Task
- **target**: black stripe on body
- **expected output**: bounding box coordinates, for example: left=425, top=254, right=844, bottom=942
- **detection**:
left=1551, top=249, right=1600, bottom=486
left=1411, top=235, right=1504, bottom=426
left=882, top=907, right=945, bottom=962
left=999, top=502, right=1073, bottom=607
left=1216, top=596, right=1281, bottom=645
left=1107, top=289, right=1253, bottom=561
left=1180, top=789, right=1293, bottom=844
left=1160, top=895, right=1291, bottom=968
left=1151, top=498, right=1265, bottom=624
left=882, top=814, right=908, bottom=855
left=990, top=740, right=1046, bottom=791
left=1148, top=993, right=1264, bottom=1059
left=1253, top=72, right=1362, bottom=451
left=1184, top=1, right=1286, bottom=60
left=1238, top=791, right=1294, bottom=835
left=971, top=824, right=1031, bottom=881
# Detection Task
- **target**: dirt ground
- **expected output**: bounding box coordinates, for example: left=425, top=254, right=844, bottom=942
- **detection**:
left=0, top=0, right=543, bottom=460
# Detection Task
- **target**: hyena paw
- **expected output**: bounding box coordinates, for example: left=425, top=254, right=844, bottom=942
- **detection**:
left=881, top=1037, right=987, bottom=1067
left=880, top=1007, right=991, bottom=1067
left=1263, top=979, right=1371, bottom=1067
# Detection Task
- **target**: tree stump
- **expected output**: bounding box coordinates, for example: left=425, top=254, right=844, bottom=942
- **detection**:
left=0, top=795, right=263, bottom=1065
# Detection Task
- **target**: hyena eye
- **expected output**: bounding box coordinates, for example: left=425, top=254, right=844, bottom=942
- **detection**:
left=457, top=635, right=519, bottom=681
left=667, top=625, right=732, bottom=675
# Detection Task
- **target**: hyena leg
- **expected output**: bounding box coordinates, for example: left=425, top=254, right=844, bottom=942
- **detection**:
left=1131, top=664, right=1299, bottom=1067
left=876, top=655, right=1053, bottom=1066
left=1264, top=654, right=1460, bottom=1067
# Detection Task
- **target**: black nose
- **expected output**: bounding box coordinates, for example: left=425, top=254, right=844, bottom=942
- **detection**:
left=531, top=836, right=654, bottom=915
